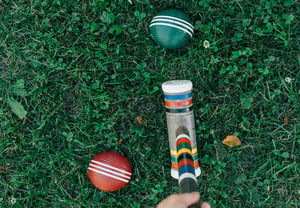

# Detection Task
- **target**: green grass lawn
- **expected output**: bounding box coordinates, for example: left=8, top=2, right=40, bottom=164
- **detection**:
left=0, top=0, right=299, bottom=207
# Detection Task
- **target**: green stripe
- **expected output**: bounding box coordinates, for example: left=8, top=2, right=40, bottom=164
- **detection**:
left=177, top=142, right=192, bottom=151
left=193, top=154, right=198, bottom=161
left=171, top=156, right=177, bottom=163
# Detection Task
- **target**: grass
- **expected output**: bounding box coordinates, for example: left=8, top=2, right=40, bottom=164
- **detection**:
left=0, top=0, right=299, bottom=207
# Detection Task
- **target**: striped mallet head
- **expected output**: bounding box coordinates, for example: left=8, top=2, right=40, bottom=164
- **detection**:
left=162, top=80, right=193, bottom=113
left=150, top=9, right=193, bottom=49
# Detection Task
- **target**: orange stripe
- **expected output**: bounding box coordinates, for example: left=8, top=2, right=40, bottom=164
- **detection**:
left=172, top=161, right=199, bottom=169
left=172, top=163, right=178, bottom=169
left=165, top=99, right=192, bottom=107
left=193, top=160, right=199, bottom=168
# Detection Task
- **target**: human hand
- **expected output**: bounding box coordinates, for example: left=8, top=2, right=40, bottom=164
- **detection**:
left=157, top=192, right=211, bottom=208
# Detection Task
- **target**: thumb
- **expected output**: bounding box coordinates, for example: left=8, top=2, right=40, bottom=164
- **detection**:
left=157, top=192, right=200, bottom=208
left=200, top=201, right=211, bottom=208
left=180, top=192, right=200, bottom=206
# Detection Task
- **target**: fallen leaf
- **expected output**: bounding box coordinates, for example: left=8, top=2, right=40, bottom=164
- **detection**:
left=284, top=115, right=288, bottom=125
left=7, top=97, right=27, bottom=119
left=0, top=163, right=9, bottom=172
left=118, top=138, right=123, bottom=145
left=222, top=135, right=241, bottom=147
left=136, top=116, right=143, bottom=124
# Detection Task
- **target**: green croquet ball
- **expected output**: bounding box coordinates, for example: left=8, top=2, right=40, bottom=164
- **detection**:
left=150, top=9, right=193, bottom=49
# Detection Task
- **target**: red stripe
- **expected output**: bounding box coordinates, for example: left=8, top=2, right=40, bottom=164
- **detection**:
left=172, top=161, right=199, bottom=169
left=165, top=99, right=192, bottom=107
left=176, top=138, right=191, bottom=147
left=178, top=159, right=194, bottom=169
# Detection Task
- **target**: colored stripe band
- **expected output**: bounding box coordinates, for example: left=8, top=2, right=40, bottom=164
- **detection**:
left=178, top=159, right=194, bottom=169
left=177, top=148, right=192, bottom=156
left=151, top=18, right=193, bottom=33
left=193, top=160, right=199, bottom=168
left=88, top=167, right=129, bottom=183
left=165, top=99, right=192, bottom=107
left=176, top=135, right=195, bottom=177
left=91, top=160, right=132, bottom=176
left=193, top=155, right=199, bottom=161
left=176, top=138, right=192, bottom=147
left=164, top=93, right=192, bottom=100
left=153, top=15, right=194, bottom=29
left=170, top=149, right=177, bottom=157
left=172, top=162, right=178, bottom=169
left=166, top=107, right=193, bottom=113
left=150, top=23, right=193, bottom=38
left=171, top=161, right=200, bottom=169
left=89, top=163, right=131, bottom=179
left=170, top=148, right=198, bottom=156
left=179, top=165, right=195, bottom=175
left=177, top=142, right=192, bottom=151
left=178, top=152, right=193, bottom=162
left=171, top=156, right=177, bottom=163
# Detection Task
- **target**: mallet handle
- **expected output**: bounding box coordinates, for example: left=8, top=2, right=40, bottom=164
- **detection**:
left=180, top=178, right=199, bottom=208
left=162, top=80, right=201, bottom=208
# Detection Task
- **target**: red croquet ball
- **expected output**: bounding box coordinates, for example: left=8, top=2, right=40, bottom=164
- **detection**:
left=88, top=151, right=132, bottom=192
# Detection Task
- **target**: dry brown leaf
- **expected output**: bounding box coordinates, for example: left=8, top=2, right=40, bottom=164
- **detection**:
left=136, top=116, right=143, bottom=124
left=118, top=138, right=123, bottom=145
left=222, top=135, right=241, bottom=147
left=284, top=115, right=288, bottom=125
left=0, top=163, right=9, bottom=172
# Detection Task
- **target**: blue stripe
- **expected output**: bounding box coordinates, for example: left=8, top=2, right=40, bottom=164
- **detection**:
left=164, top=93, right=192, bottom=100
left=166, top=106, right=193, bottom=113
left=179, top=165, right=195, bottom=176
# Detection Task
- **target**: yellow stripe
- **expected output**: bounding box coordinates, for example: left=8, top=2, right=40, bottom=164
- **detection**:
left=171, top=148, right=198, bottom=156
left=177, top=148, right=192, bottom=156
left=170, top=149, right=176, bottom=156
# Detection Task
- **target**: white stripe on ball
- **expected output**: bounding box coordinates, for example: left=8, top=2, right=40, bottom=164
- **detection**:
left=150, top=22, right=193, bottom=38
left=89, top=163, right=131, bottom=179
left=91, top=160, right=132, bottom=175
left=153, top=15, right=194, bottom=29
left=151, top=18, right=194, bottom=33
left=88, top=167, right=130, bottom=183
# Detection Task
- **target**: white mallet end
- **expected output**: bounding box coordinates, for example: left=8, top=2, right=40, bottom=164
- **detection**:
left=162, top=80, right=193, bottom=94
